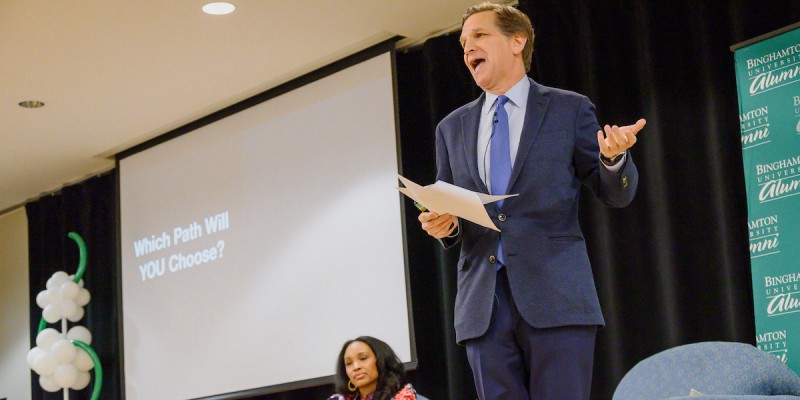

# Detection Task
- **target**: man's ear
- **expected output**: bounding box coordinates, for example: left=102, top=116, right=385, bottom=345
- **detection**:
left=511, top=34, right=527, bottom=56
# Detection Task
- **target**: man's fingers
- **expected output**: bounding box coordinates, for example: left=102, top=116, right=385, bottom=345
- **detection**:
left=431, top=220, right=455, bottom=238
left=622, top=119, right=647, bottom=136
left=611, top=125, right=625, bottom=147
left=420, top=213, right=453, bottom=233
left=427, top=215, right=450, bottom=231
left=615, top=125, right=637, bottom=147
left=632, top=118, right=647, bottom=134
left=418, top=211, right=440, bottom=223
left=604, top=125, right=624, bottom=150
left=598, top=118, right=646, bottom=157
left=424, top=215, right=457, bottom=238
left=598, top=129, right=620, bottom=158
left=442, top=218, right=458, bottom=237
left=603, top=125, right=617, bottom=146
left=444, top=221, right=457, bottom=237
left=624, top=129, right=638, bottom=146
left=597, top=130, right=609, bottom=152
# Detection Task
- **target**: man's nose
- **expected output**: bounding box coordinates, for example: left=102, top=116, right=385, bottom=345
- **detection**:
left=463, top=40, right=475, bottom=55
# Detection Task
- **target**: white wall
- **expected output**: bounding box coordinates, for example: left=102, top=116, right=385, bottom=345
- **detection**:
left=0, top=207, right=31, bottom=400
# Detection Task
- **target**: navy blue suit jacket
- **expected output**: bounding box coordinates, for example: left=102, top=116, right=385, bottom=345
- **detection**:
left=435, top=78, right=638, bottom=343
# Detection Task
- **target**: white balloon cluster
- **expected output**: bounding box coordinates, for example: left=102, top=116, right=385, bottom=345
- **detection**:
left=36, top=271, right=91, bottom=323
left=27, top=326, right=94, bottom=392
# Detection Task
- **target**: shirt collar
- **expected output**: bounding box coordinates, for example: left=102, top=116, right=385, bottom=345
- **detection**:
left=482, top=76, right=530, bottom=115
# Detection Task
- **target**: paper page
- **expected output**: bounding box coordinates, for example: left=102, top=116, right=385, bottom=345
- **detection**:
left=397, top=174, right=516, bottom=231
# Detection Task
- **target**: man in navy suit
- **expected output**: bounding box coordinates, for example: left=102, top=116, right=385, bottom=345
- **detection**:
left=418, top=2, right=646, bottom=399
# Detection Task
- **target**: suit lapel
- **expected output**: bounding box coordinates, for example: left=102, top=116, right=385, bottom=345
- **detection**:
left=508, top=78, right=549, bottom=193
left=460, top=94, right=489, bottom=193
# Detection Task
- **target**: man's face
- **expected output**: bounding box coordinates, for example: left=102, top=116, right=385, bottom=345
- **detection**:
left=460, top=11, right=525, bottom=93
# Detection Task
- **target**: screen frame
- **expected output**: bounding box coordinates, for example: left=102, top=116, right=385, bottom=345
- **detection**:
left=114, top=38, right=417, bottom=399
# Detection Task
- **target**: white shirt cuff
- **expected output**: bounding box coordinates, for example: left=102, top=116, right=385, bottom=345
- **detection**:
left=601, top=153, right=626, bottom=172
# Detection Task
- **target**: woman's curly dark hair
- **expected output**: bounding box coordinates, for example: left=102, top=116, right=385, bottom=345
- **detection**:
left=334, top=336, right=407, bottom=400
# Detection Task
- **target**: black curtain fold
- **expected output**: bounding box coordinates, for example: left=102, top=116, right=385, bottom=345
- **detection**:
left=24, top=2, right=800, bottom=399
left=26, top=173, right=121, bottom=399
left=395, top=1, right=800, bottom=399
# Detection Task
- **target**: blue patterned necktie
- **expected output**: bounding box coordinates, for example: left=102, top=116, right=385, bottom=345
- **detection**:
left=490, top=95, right=510, bottom=268
left=490, top=95, right=511, bottom=204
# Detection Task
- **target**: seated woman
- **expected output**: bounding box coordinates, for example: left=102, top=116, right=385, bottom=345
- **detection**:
left=327, top=336, right=419, bottom=400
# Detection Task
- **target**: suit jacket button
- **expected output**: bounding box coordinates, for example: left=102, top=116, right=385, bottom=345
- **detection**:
left=622, top=176, right=628, bottom=188
left=498, top=213, right=506, bottom=222
left=489, top=255, right=496, bottom=264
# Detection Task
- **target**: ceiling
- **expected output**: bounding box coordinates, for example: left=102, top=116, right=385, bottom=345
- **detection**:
left=1, top=0, right=490, bottom=214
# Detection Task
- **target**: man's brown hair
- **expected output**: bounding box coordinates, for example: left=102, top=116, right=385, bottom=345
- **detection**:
left=462, top=2, right=535, bottom=72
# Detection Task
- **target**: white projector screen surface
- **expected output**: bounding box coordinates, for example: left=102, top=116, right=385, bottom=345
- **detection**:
left=119, top=52, right=412, bottom=399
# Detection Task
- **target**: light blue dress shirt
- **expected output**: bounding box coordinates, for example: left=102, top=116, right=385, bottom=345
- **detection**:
left=478, top=77, right=529, bottom=192
left=477, top=76, right=623, bottom=192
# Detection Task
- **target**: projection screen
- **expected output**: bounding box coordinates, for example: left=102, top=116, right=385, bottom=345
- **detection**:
left=118, top=47, right=414, bottom=399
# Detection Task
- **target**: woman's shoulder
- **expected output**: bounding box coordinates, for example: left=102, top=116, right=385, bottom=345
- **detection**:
left=326, top=394, right=349, bottom=400
left=393, top=383, right=418, bottom=400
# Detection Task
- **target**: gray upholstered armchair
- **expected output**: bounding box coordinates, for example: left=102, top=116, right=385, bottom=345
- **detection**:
left=613, top=342, right=800, bottom=400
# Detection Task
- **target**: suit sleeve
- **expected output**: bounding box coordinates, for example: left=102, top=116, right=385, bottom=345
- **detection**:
left=434, top=123, right=463, bottom=249
left=435, top=124, right=453, bottom=184
left=573, top=96, right=639, bottom=208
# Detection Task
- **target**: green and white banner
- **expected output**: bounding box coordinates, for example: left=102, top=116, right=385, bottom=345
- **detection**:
left=734, top=23, right=800, bottom=372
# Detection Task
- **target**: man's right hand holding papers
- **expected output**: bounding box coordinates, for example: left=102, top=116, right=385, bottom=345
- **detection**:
left=397, top=174, right=517, bottom=239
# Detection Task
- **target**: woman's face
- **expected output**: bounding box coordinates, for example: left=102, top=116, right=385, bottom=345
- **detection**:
left=344, top=341, right=379, bottom=395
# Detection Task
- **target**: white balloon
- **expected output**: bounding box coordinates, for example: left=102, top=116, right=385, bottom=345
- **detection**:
left=32, top=352, right=57, bottom=376
left=46, top=271, right=69, bottom=290
left=36, top=290, right=49, bottom=309
left=69, top=274, right=85, bottom=288
left=73, top=348, right=94, bottom=372
left=60, top=280, right=80, bottom=300
left=27, top=347, right=44, bottom=368
left=67, top=306, right=85, bottom=322
left=76, top=288, right=91, bottom=306
left=54, top=363, right=78, bottom=388
left=71, top=370, right=91, bottom=390
left=51, top=339, right=77, bottom=364
left=43, top=304, right=61, bottom=323
left=67, top=325, right=92, bottom=345
left=46, top=288, right=60, bottom=306
left=39, top=374, right=61, bottom=392
left=59, top=299, right=78, bottom=319
left=36, top=328, right=61, bottom=351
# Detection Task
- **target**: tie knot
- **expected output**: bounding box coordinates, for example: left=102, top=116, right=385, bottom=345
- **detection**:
left=497, top=95, right=509, bottom=106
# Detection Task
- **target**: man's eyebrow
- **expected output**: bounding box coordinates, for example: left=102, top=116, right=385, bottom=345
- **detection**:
left=460, top=28, right=482, bottom=42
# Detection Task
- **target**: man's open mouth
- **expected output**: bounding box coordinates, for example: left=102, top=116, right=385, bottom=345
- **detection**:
left=471, top=58, right=486, bottom=71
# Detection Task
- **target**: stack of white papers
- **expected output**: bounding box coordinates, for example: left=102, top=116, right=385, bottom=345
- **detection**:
left=397, top=174, right=517, bottom=232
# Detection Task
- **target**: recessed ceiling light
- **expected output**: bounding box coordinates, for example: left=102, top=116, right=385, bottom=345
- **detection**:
left=19, top=100, right=45, bottom=108
left=202, top=2, right=235, bottom=15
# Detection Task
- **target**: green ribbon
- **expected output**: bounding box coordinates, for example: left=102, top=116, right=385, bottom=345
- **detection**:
left=71, top=339, right=103, bottom=400
left=37, top=232, right=88, bottom=333
left=36, top=232, right=102, bottom=399
left=67, top=232, right=87, bottom=282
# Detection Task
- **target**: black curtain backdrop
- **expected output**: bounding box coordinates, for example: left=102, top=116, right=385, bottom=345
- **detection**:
left=391, top=1, right=800, bottom=399
left=26, top=173, right=120, bottom=399
left=24, top=2, right=800, bottom=399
